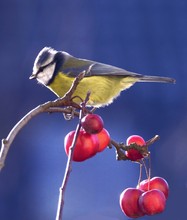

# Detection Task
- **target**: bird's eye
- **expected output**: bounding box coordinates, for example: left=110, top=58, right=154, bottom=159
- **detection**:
left=39, top=66, right=44, bottom=72
left=38, top=60, right=55, bottom=73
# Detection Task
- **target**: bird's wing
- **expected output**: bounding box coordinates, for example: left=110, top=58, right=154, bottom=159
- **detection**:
left=60, top=54, right=175, bottom=84
left=61, top=54, right=141, bottom=78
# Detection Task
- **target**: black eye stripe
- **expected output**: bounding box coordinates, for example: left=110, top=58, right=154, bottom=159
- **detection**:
left=39, top=60, right=55, bottom=72
left=39, top=66, right=44, bottom=72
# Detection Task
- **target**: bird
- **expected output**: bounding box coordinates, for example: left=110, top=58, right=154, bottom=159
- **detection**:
left=30, top=47, right=175, bottom=107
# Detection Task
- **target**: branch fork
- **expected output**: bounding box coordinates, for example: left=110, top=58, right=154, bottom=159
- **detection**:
left=0, top=71, right=86, bottom=171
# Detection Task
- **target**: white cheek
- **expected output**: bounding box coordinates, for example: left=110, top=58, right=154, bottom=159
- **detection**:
left=37, top=63, right=56, bottom=85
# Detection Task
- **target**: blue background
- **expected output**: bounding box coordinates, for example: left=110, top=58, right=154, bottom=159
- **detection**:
left=0, top=0, right=186, bottom=219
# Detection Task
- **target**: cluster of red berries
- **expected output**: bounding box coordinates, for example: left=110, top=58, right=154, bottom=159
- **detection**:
left=64, top=114, right=110, bottom=161
left=64, top=114, right=169, bottom=218
left=120, top=136, right=169, bottom=218
left=120, top=176, right=169, bottom=218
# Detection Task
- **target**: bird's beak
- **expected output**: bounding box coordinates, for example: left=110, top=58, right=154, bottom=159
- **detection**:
left=29, top=73, right=36, bottom=79
left=29, top=69, right=39, bottom=79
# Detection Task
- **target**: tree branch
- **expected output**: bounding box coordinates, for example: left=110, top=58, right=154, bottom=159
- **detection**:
left=0, top=71, right=85, bottom=171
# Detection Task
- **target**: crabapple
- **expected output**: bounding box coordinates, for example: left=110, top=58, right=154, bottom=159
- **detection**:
left=138, top=189, right=166, bottom=215
left=119, top=188, right=145, bottom=218
left=81, top=114, right=104, bottom=134
left=125, top=135, right=146, bottom=161
left=137, top=176, right=169, bottom=199
left=64, top=130, right=99, bottom=162
left=96, top=128, right=110, bottom=152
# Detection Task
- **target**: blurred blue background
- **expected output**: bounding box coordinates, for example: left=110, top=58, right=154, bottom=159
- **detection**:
left=0, top=0, right=186, bottom=219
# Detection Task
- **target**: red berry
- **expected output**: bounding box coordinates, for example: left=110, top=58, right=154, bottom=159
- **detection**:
left=125, top=135, right=146, bottom=161
left=119, top=188, right=145, bottom=218
left=96, top=128, right=110, bottom=152
left=81, top=114, right=104, bottom=134
left=139, top=189, right=166, bottom=215
left=127, top=135, right=146, bottom=146
left=137, top=177, right=169, bottom=199
left=64, top=130, right=99, bottom=162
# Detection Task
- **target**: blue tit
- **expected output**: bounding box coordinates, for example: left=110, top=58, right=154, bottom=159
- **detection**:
left=30, top=47, right=175, bottom=107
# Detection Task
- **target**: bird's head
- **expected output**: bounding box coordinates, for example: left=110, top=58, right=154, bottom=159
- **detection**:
left=30, top=47, right=65, bottom=86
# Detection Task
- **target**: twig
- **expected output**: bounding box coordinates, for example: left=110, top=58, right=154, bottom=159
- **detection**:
left=146, top=135, right=160, bottom=146
left=110, top=139, right=128, bottom=160
left=45, top=107, right=78, bottom=115
left=110, top=135, right=160, bottom=161
left=56, top=111, right=82, bottom=220
left=0, top=104, right=47, bottom=170
left=0, top=71, right=85, bottom=171
left=55, top=91, right=91, bottom=220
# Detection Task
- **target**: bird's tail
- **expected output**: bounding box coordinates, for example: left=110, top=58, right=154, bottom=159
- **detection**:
left=139, top=75, right=176, bottom=84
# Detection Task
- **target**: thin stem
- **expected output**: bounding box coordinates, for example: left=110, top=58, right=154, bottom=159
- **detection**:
left=142, top=159, right=149, bottom=180
left=45, top=107, right=80, bottom=117
left=137, top=162, right=143, bottom=186
left=56, top=112, right=82, bottom=220
left=147, top=154, right=152, bottom=190
left=55, top=91, right=90, bottom=220
left=0, top=104, right=47, bottom=170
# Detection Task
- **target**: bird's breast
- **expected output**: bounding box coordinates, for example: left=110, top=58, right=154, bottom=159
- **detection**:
left=48, top=72, right=135, bottom=107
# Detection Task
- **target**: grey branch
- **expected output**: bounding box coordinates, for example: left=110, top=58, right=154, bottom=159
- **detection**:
left=0, top=71, right=85, bottom=171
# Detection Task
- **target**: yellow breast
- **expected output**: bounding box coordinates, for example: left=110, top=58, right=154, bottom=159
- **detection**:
left=48, top=72, right=137, bottom=107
